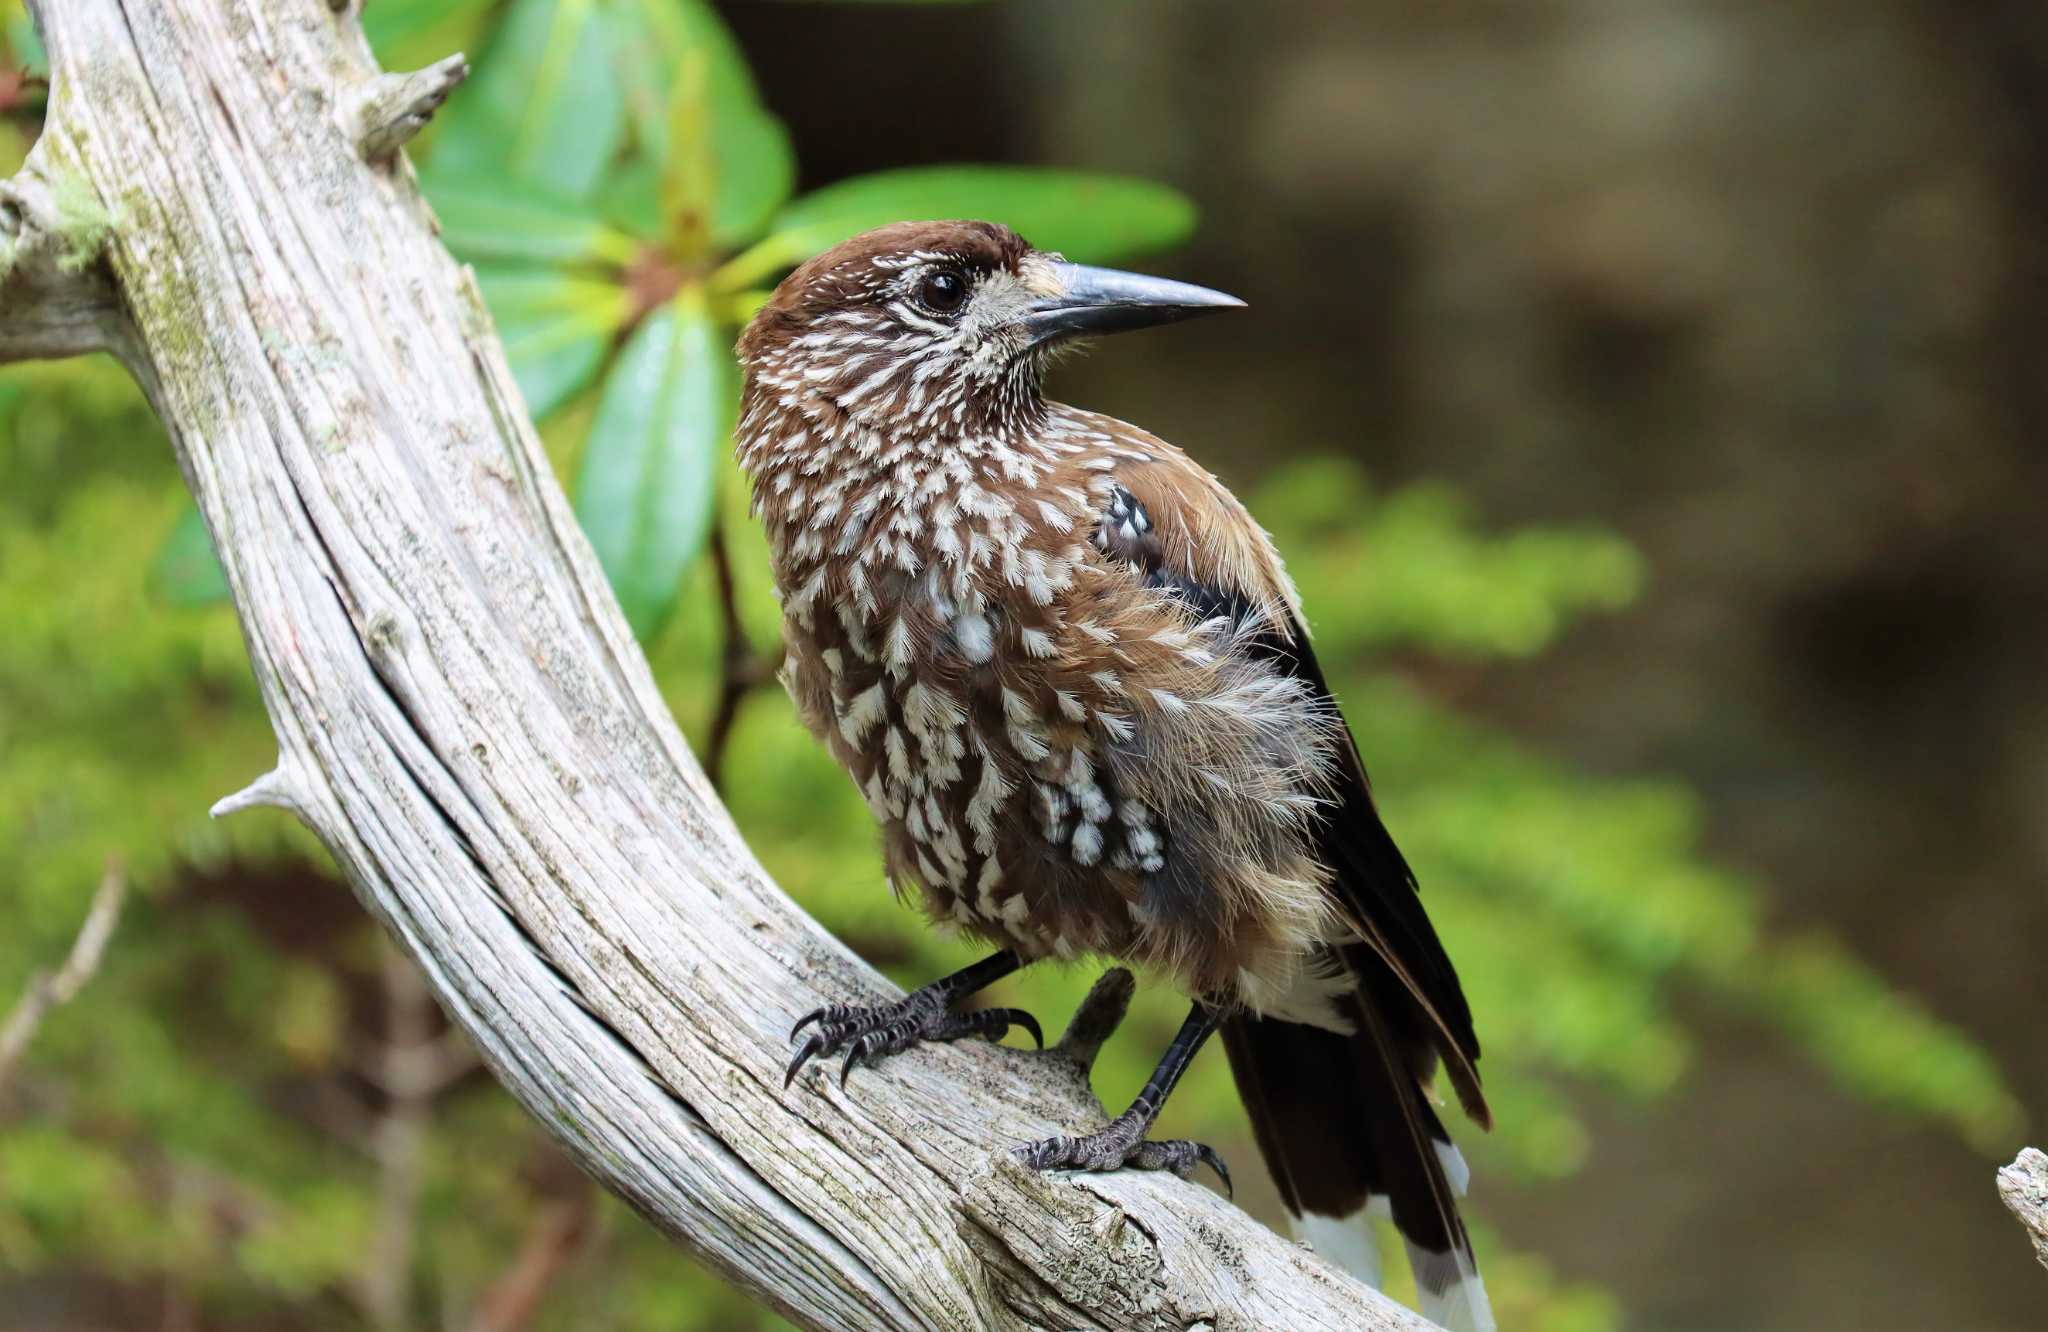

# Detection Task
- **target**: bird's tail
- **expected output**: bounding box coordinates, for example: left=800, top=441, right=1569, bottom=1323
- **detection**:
left=1220, top=1006, right=1495, bottom=1332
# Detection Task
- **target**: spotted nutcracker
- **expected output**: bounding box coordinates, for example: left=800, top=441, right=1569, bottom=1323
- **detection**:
left=736, top=220, right=1493, bottom=1331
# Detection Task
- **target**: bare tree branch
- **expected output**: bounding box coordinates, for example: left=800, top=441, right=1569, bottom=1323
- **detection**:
left=350, top=54, right=468, bottom=164
left=2001, top=1148, right=2048, bottom=1275
left=356, top=942, right=440, bottom=1332
left=703, top=516, right=780, bottom=793
left=0, top=165, right=125, bottom=362
left=464, top=1184, right=596, bottom=1332
left=0, top=859, right=127, bottom=1094
left=6, top=2, right=1440, bottom=1327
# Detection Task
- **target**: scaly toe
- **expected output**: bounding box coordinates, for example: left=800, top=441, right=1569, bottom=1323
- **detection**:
left=1016, top=1128, right=1231, bottom=1192
left=1012, top=1133, right=1080, bottom=1172
left=785, top=993, right=1041, bottom=1090
left=1127, top=1139, right=1233, bottom=1195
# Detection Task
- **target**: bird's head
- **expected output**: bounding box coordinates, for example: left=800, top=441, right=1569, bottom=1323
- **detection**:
left=736, top=219, right=1243, bottom=438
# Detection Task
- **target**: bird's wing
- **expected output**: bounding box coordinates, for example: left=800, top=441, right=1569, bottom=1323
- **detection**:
left=1097, top=435, right=1486, bottom=1122
left=1093, top=432, right=1494, bottom=1326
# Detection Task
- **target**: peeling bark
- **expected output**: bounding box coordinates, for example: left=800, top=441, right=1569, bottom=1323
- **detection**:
left=4, top=2, right=1439, bottom=1328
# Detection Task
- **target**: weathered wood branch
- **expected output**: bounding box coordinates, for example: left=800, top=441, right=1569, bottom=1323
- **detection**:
left=8, top=2, right=1436, bottom=1327
left=2002, top=1149, right=2048, bottom=1275
left=0, top=166, right=126, bottom=361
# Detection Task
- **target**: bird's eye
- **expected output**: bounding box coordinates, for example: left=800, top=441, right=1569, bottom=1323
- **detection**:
left=917, top=269, right=969, bottom=316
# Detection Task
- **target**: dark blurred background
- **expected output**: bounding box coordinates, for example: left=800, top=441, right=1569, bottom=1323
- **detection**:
left=2, top=2, right=2043, bottom=1329
left=732, top=3, right=2048, bottom=1327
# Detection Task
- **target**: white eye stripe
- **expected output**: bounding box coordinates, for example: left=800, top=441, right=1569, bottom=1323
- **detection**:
left=888, top=302, right=956, bottom=336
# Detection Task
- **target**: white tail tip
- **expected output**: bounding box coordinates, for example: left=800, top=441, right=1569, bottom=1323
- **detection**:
left=1298, top=1209, right=1385, bottom=1290
left=1411, top=1242, right=1496, bottom=1332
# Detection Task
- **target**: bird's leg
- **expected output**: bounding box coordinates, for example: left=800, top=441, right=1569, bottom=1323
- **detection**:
left=1015, top=1000, right=1230, bottom=1193
left=785, top=949, right=1041, bottom=1088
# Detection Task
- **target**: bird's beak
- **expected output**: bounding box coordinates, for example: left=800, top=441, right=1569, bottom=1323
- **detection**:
left=1021, top=262, right=1246, bottom=347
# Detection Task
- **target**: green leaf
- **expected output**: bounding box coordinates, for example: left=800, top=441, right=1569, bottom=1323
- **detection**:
left=655, top=48, right=717, bottom=259
left=5, top=8, right=44, bottom=72
left=697, top=95, right=797, bottom=246
left=606, top=0, right=795, bottom=246
left=149, top=505, right=230, bottom=607
left=715, top=166, right=1198, bottom=291
left=423, top=172, right=641, bottom=269
left=1730, top=934, right=2025, bottom=1153
left=594, top=158, right=664, bottom=239
left=574, top=287, right=731, bottom=639
left=431, top=0, right=627, bottom=203
left=473, top=267, right=630, bottom=419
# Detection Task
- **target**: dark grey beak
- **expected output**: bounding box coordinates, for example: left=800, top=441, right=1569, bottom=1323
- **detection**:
left=1021, top=262, right=1245, bottom=346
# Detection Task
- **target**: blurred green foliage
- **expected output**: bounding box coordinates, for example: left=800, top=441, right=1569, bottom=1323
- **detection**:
left=0, top=1, right=2023, bottom=1330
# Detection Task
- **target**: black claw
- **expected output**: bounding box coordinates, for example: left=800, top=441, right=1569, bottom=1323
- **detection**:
left=786, top=970, right=1038, bottom=1096
left=1198, top=1145, right=1232, bottom=1198
left=784, top=1031, right=825, bottom=1088
left=839, top=1034, right=874, bottom=1087
left=1001, top=1008, right=1045, bottom=1048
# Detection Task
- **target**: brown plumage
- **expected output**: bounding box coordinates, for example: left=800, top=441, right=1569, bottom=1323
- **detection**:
left=739, top=220, right=1494, bottom=1331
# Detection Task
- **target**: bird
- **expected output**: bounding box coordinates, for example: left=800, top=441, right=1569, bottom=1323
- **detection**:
left=735, top=219, right=1494, bottom=1332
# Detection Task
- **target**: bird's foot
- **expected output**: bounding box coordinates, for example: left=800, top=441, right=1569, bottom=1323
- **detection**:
left=785, top=988, right=1041, bottom=1089
left=1014, top=1111, right=1232, bottom=1196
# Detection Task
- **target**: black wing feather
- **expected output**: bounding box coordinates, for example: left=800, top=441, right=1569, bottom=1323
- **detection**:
left=1102, top=480, right=1489, bottom=1284
left=1103, top=481, right=1483, bottom=1109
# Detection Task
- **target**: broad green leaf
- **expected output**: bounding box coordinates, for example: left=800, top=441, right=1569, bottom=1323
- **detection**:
left=574, top=287, right=731, bottom=639
left=704, top=104, right=798, bottom=245
left=431, top=0, right=626, bottom=203
left=149, top=504, right=230, bottom=607
left=474, top=267, right=630, bottom=419
left=595, top=157, right=664, bottom=239
left=422, top=172, right=640, bottom=268
left=715, top=166, right=1198, bottom=291
left=607, top=0, right=795, bottom=245
left=5, top=7, right=43, bottom=71
left=656, top=49, right=717, bottom=259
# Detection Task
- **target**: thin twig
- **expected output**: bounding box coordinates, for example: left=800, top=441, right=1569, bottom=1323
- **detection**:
left=351, top=1026, right=479, bottom=1101
left=463, top=1182, right=597, bottom=1332
left=0, top=858, right=127, bottom=1094
left=703, top=517, right=781, bottom=792
left=0, top=67, right=49, bottom=118
left=356, top=941, right=440, bottom=1332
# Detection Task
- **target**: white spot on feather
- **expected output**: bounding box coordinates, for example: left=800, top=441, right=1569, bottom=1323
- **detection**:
left=839, top=683, right=886, bottom=743
left=953, top=612, right=993, bottom=663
